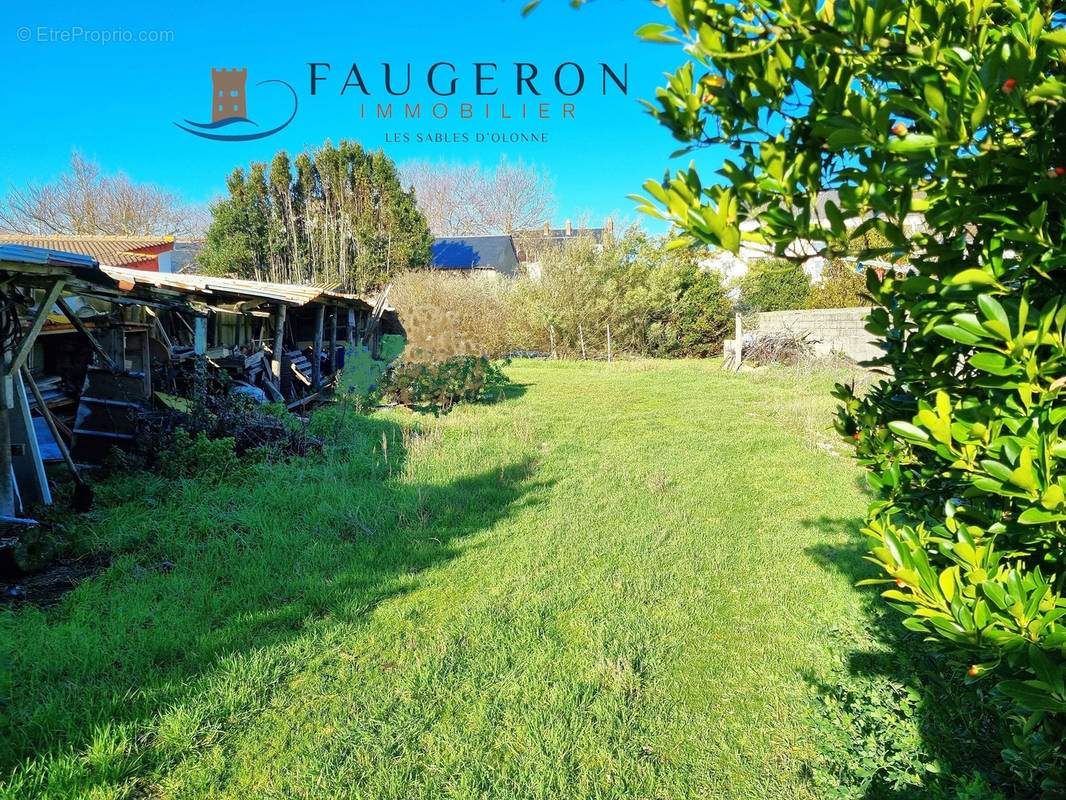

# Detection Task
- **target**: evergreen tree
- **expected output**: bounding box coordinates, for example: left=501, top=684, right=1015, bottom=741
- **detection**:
left=200, top=140, right=432, bottom=292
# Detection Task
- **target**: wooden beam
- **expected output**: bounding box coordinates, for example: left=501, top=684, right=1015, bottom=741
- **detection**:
left=151, top=315, right=174, bottom=352
left=192, top=314, right=208, bottom=405
left=271, top=304, right=287, bottom=388
left=0, top=293, right=14, bottom=515
left=55, top=295, right=117, bottom=370
left=262, top=377, right=284, bottom=403
left=12, top=371, right=50, bottom=506
left=0, top=373, right=12, bottom=517
left=193, top=315, right=208, bottom=355
left=312, top=304, right=325, bottom=389
left=328, top=307, right=338, bottom=374
left=10, top=279, right=64, bottom=375
left=21, top=365, right=81, bottom=484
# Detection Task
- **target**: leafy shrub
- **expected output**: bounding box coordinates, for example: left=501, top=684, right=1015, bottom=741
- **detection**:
left=809, top=231, right=899, bottom=311
left=833, top=273, right=1066, bottom=789
left=736, top=259, right=811, bottom=314
left=808, top=260, right=869, bottom=310
left=392, top=229, right=736, bottom=361
left=628, top=0, right=1066, bottom=785
left=662, top=261, right=733, bottom=357
left=382, top=355, right=510, bottom=411
left=509, top=229, right=732, bottom=358
left=160, top=430, right=241, bottom=481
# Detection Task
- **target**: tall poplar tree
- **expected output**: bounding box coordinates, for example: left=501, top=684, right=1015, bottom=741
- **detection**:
left=200, top=140, right=432, bottom=292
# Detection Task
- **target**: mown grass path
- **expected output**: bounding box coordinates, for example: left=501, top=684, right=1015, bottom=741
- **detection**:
left=2, top=360, right=875, bottom=799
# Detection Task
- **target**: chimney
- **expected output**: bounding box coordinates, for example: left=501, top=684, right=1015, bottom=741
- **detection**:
left=565, top=219, right=572, bottom=236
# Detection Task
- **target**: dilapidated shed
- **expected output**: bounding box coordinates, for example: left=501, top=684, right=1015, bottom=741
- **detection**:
left=0, top=244, right=403, bottom=520
left=96, top=266, right=388, bottom=402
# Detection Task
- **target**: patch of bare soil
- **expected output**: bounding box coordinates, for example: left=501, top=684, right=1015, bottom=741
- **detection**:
left=1, top=552, right=110, bottom=608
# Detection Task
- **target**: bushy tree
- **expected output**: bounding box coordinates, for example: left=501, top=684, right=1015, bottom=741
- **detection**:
left=630, top=0, right=1066, bottom=786
left=509, top=229, right=732, bottom=358
left=808, top=259, right=869, bottom=309
left=736, top=258, right=811, bottom=313
left=669, top=261, right=732, bottom=356
left=200, top=140, right=431, bottom=292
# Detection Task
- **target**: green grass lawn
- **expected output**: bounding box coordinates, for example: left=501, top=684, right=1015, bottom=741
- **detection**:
left=0, top=360, right=996, bottom=799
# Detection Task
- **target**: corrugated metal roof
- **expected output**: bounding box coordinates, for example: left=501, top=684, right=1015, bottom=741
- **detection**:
left=0, top=235, right=174, bottom=267
left=99, top=265, right=374, bottom=310
left=0, top=244, right=119, bottom=291
left=0, top=244, right=99, bottom=269
left=0, top=245, right=374, bottom=311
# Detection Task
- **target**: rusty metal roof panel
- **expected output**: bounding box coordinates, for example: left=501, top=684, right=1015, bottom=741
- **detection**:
left=99, top=266, right=374, bottom=310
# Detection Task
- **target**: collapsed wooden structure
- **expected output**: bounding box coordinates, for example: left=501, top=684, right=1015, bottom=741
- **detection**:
left=0, top=244, right=399, bottom=520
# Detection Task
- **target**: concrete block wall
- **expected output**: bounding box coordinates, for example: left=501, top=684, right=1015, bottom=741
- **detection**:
left=755, top=306, right=880, bottom=363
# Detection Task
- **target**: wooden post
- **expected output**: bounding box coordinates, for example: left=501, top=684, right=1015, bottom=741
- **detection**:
left=606, top=323, right=612, bottom=363
left=312, top=304, right=325, bottom=389
left=193, top=315, right=208, bottom=356
left=0, top=303, right=14, bottom=517
left=0, top=357, right=12, bottom=518
left=193, top=313, right=208, bottom=404
left=10, top=279, right=64, bottom=375
left=328, top=307, right=338, bottom=374
left=56, top=296, right=117, bottom=370
left=733, top=313, right=743, bottom=372
left=0, top=281, right=64, bottom=516
left=21, top=365, right=80, bottom=484
left=272, top=304, right=287, bottom=389
left=578, top=324, right=586, bottom=360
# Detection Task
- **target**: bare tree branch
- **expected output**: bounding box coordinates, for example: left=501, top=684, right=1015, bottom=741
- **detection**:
left=400, top=156, right=557, bottom=235
left=0, top=152, right=206, bottom=237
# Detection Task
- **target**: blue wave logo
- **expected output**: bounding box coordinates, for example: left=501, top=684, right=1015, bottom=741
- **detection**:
left=175, top=69, right=297, bottom=142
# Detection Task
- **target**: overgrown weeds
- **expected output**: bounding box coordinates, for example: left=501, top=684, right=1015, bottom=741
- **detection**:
left=381, top=355, right=511, bottom=412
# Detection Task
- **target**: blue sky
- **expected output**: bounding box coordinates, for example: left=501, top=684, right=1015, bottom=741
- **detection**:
left=2, top=0, right=717, bottom=233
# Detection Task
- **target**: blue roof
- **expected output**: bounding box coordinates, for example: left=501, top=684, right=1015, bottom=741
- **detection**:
left=430, top=236, right=519, bottom=276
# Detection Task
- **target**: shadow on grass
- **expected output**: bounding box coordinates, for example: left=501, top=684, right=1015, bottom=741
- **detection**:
left=1, top=411, right=550, bottom=793
left=801, top=516, right=1014, bottom=799
left=497, top=382, right=531, bottom=401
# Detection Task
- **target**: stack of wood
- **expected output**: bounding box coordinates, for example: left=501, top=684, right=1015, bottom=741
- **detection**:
left=24, top=376, right=73, bottom=411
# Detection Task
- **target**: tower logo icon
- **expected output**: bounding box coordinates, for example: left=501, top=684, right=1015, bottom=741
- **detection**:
left=175, top=68, right=297, bottom=142
left=211, top=68, right=247, bottom=122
